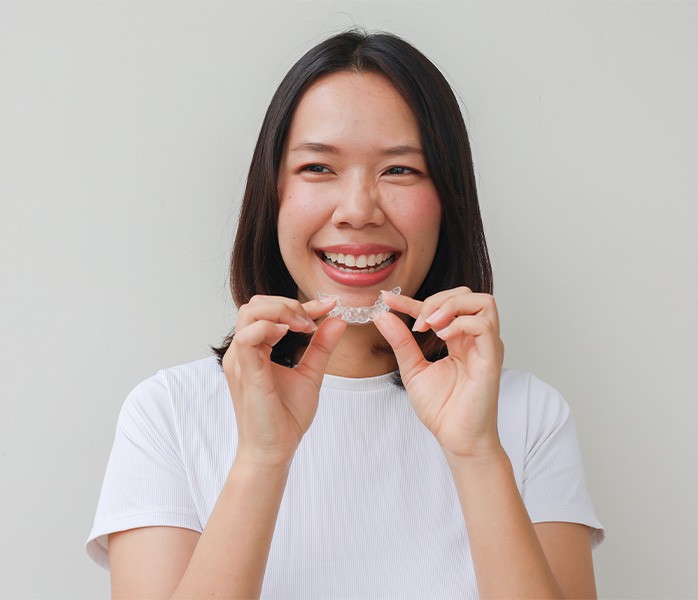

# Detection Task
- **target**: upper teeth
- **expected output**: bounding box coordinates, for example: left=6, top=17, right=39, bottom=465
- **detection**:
left=323, top=252, right=394, bottom=268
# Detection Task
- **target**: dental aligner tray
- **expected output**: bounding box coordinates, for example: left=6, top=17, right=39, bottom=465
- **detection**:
left=318, top=287, right=401, bottom=324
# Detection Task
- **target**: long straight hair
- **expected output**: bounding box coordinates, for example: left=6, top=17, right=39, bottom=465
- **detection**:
left=212, top=30, right=492, bottom=368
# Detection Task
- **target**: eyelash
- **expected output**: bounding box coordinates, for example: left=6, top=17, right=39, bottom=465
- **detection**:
left=301, top=164, right=332, bottom=174
left=300, top=164, right=418, bottom=176
left=385, top=166, right=416, bottom=175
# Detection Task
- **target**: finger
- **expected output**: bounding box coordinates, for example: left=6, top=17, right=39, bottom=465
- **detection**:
left=435, top=315, right=503, bottom=363
left=381, top=287, right=476, bottom=333
left=233, top=322, right=290, bottom=371
left=379, top=291, right=423, bottom=320
left=295, top=317, right=347, bottom=379
left=373, top=311, right=430, bottom=386
left=237, top=300, right=317, bottom=333
left=249, top=294, right=335, bottom=319
left=423, top=293, right=499, bottom=334
left=411, top=287, right=476, bottom=332
left=302, top=297, right=338, bottom=320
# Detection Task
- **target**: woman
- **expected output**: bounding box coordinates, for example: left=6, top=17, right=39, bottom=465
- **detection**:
left=87, top=30, right=603, bottom=598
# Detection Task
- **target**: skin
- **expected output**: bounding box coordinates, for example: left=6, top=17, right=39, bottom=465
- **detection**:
left=109, top=71, right=598, bottom=599
left=276, top=71, right=442, bottom=377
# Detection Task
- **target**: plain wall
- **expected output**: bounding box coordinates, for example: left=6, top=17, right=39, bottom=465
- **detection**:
left=1, top=1, right=696, bottom=597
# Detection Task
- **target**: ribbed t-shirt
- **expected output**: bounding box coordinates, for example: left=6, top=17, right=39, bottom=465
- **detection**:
left=87, top=356, right=604, bottom=598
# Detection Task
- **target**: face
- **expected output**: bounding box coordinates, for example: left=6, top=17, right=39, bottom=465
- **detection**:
left=277, top=71, right=442, bottom=307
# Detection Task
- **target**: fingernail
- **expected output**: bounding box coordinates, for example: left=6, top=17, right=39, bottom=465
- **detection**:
left=293, top=315, right=316, bottom=331
left=274, top=323, right=290, bottom=336
left=412, top=314, right=426, bottom=331
left=434, top=326, right=450, bottom=340
left=424, top=309, right=445, bottom=326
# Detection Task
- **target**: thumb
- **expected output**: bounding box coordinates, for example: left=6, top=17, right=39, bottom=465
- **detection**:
left=295, top=317, right=347, bottom=380
left=373, top=311, right=430, bottom=386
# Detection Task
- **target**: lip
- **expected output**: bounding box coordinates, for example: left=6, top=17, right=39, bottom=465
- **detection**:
left=317, top=251, right=399, bottom=287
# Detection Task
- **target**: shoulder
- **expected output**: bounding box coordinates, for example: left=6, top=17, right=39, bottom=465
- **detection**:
left=497, top=369, right=577, bottom=467
left=499, top=368, right=570, bottom=422
left=499, top=371, right=604, bottom=541
left=119, top=356, right=227, bottom=435
left=156, top=355, right=224, bottom=393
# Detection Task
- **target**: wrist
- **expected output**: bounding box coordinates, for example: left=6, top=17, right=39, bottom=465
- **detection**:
left=444, top=442, right=511, bottom=475
left=232, top=449, right=294, bottom=475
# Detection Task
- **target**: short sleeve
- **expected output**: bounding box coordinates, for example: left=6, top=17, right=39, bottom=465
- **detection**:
left=521, top=376, right=605, bottom=547
left=86, top=373, right=202, bottom=570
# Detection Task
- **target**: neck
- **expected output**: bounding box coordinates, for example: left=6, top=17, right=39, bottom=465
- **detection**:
left=323, top=321, right=398, bottom=378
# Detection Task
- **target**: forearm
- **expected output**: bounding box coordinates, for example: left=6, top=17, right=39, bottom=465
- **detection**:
left=171, top=457, right=290, bottom=599
left=448, top=447, right=562, bottom=599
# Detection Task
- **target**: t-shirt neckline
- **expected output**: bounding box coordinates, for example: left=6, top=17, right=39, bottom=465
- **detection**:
left=321, top=370, right=399, bottom=392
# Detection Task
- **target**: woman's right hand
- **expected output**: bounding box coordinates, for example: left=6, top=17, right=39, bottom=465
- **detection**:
left=222, top=296, right=346, bottom=470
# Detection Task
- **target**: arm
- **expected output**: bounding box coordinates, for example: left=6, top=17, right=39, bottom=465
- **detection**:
left=110, top=459, right=291, bottom=599
left=376, top=289, right=598, bottom=598
left=109, top=527, right=200, bottom=599
left=535, top=522, right=597, bottom=599
left=172, top=459, right=290, bottom=598
left=108, top=461, right=597, bottom=599
left=109, top=297, right=345, bottom=598
left=448, top=448, right=596, bottom=598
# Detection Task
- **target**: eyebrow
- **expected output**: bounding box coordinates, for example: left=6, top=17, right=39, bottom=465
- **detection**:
left=290, top=142, right=424, bottom=156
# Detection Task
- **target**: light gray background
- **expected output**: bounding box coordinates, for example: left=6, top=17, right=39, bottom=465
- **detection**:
left=1, top=1, right=696, bottom=598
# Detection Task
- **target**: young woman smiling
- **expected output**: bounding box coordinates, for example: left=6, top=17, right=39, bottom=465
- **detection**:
left=87, top=31, right=604, bottom=598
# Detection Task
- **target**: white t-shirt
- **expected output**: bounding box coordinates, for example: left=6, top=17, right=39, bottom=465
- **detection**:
left=87, top=356, right=604, bottom=598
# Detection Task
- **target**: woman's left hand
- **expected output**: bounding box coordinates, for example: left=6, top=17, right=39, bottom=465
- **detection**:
left=374, top=287, right=505, bottom=461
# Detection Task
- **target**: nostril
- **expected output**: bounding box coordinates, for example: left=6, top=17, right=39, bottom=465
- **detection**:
left=331, top=199, right=385, bottom=228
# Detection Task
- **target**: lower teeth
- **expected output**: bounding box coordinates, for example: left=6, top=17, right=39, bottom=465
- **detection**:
left=338, top=266, right=376, bottom=273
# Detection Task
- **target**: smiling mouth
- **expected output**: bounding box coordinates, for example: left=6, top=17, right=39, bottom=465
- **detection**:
left=320, top=251, right=397, bottom=273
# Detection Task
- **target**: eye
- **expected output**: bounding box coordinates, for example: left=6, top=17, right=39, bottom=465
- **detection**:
left=385, top=166, right=418, bottom=176
left=301, top=164, right=332, bottom=174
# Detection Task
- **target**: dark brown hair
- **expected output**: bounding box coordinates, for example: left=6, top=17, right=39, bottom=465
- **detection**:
left=212, top=29, right=492, bottom=368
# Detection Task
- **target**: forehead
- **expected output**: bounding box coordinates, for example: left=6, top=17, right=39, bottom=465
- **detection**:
left=286, top=71, right=421, bottom=147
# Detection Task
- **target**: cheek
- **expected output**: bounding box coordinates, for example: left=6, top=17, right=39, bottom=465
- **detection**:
left=277, top=209, right=300, bottom=261
left=401, top=190, right=442, bottom=250
left=277, top=190, right=327, bottom=256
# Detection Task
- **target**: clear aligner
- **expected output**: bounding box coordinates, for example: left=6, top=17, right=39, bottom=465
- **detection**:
left=318, top=287, right=401, bottom=324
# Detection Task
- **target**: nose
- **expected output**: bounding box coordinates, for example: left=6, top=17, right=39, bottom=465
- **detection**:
left=330, top=172, right=385, bottom=229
